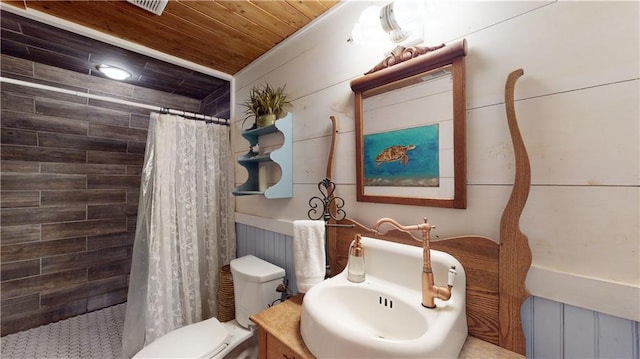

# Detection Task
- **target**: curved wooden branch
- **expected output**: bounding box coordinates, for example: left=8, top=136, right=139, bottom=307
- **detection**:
left=326, top=115, right=339, bottom=270
left=326, top=115, right=338, bottom=179
left=499, top=69, right=532, bottom=355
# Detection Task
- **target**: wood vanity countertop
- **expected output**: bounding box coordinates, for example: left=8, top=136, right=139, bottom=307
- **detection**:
left=250, top=293, right=315, bottom=358
left=250, top=293, right=524, bottom=359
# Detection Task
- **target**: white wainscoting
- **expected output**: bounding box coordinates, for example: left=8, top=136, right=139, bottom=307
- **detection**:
left=236, top=222, right=640, bottom=358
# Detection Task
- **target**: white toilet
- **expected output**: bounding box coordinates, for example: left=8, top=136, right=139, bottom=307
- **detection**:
left=133, top=255, right=285, bottom=359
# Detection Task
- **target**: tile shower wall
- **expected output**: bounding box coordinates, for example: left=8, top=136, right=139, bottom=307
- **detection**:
left=0, top=55, right=201, bottom=335
left=200, top=82, right=230, bottom=120
left=237, top=223, right=640, bottom=358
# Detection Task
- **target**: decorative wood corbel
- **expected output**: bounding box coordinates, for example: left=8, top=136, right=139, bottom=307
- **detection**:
left=364, top=43, right=446, bottom=75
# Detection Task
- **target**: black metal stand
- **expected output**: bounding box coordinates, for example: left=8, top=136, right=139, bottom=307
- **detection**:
left=307, top=178, right=353, bottom=277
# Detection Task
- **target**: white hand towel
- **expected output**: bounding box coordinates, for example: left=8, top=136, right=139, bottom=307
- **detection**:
left=293, top=220, right=326, bottom=293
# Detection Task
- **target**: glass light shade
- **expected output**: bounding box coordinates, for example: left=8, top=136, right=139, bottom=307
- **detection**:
left=388, top=0, right=427, bottom=45
left=350, top=23, right=364, bottom=44
left=393, top=0, right=427, bottom=30
left=97, top=64, right=132, bottom=81
left=389, top=28, right=409, bottom=43
left=356, top=6, right=387, bottom=45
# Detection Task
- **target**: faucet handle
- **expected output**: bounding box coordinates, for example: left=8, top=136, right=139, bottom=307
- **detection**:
left=421, top=217, right=435, bottom=230
left=447, top=265, right=457, bottom=287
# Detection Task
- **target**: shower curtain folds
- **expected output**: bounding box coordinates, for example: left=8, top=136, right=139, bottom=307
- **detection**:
left=121, top=113, right=235, bottom=359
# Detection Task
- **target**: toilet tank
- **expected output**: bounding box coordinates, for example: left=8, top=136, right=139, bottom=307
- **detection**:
left=230, top=255, right=285, bottom=328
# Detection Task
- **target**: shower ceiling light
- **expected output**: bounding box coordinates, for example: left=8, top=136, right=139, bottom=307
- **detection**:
left=97, top=64, right=132, bottom=81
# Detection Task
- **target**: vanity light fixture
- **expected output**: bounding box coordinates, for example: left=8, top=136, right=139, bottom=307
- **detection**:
left=351, top=0, right=427, bottom=46
left=96, top=64, right=132, bottom=81
left=380, top=2, right=410, bottom=43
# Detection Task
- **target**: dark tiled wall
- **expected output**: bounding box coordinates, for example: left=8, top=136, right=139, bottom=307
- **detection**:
left=0, top=55, right=201, bottom=335
left=200, top=82, right=230, bottom=120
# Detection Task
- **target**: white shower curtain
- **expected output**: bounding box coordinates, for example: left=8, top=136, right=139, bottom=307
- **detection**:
left=121, top=113, right=235, bottom=359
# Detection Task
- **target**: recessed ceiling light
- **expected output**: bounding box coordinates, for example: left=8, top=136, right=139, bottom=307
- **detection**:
left=97, top=64, right=132, bottom=81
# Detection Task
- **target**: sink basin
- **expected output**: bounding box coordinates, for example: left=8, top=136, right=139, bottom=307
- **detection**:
left=300, top=236, right=467, bottom=358
left=308, top=284, right=428, bottom=341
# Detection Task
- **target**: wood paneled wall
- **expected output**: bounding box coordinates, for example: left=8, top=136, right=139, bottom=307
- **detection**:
left=522, top=296, right=640, bottom=359
left=0, top=54, right=201, bottom=336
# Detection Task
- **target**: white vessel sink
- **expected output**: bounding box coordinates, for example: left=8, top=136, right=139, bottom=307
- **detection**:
left=300, top=236, right=468, bottom=359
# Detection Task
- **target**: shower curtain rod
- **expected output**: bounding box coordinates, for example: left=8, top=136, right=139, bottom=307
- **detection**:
left=0, top=77, right=230, bottom=126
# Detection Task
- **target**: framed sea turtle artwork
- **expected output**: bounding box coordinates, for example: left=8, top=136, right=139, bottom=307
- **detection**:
left=350, top=40, right=467, bottom=208
left=363, top=124, right=439, bottom=187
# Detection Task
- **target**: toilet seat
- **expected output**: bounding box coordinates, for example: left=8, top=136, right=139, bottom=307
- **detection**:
left=133, top=255, right=284, bottom=358
left=133, top=317, right=230, bottom=359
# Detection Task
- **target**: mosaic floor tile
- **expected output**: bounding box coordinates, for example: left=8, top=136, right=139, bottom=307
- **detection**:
left=1, top=303, right=125, bottom=359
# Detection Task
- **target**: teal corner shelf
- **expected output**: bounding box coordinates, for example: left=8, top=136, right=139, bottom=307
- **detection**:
left=233, top=113, right=293, bottom=199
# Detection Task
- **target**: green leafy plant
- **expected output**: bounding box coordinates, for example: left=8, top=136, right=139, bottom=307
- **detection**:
left=242, top=86, right=263, bottom=122
left=242, top=83, right=291, bottom=126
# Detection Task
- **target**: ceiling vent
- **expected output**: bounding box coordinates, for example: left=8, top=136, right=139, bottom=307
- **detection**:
left=126, top=0, right=168, bottom=16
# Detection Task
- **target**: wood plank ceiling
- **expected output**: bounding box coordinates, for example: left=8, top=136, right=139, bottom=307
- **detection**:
left=2, top=1, right=339, bottom=76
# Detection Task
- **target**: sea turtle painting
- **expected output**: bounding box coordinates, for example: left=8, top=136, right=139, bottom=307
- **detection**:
left=374, top=144, right=416, bottom=167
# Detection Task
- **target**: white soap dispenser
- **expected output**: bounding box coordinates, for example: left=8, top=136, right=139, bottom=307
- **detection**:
left=347, top=234, right=365, bottom=283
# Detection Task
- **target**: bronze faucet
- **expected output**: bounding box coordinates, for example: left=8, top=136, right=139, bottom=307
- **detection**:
left=371, top=217, right=455, bottom=308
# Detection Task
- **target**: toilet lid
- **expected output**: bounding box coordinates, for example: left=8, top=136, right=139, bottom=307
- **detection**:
left=133, top=317, right=231, bottom=359
left=230, top=255, right=285, bottom=283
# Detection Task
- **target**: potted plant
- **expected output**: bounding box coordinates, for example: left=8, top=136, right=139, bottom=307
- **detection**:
left=242, top=83, right=291, bottom=128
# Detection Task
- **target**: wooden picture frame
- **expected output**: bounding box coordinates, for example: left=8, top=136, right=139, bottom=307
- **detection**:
left=350, top=39, right=467, bottom=208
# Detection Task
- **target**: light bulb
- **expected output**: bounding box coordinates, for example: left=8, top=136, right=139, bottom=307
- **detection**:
left=97, top=64, right=132, bottom=81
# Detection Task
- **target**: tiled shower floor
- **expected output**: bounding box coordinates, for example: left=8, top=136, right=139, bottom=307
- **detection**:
left=1, top=303, right=125, bottom=359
